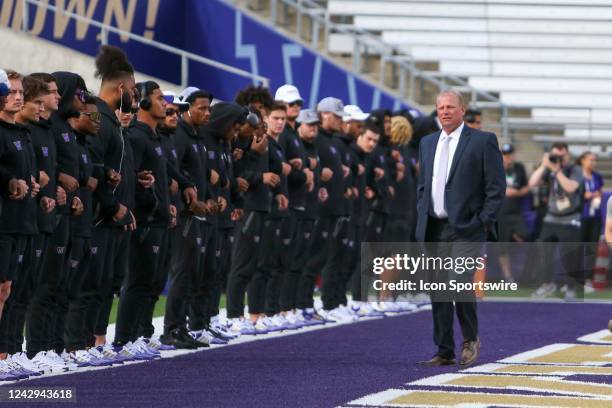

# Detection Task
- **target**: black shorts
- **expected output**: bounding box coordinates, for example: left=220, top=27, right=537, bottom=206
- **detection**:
left=0, top=234, right=28, bottom=282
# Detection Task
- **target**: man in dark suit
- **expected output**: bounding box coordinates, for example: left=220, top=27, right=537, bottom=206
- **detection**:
left=415, top=90, right=505, bottom=367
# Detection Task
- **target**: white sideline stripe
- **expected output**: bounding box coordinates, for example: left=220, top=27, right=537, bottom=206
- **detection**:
left=498, top=343, right=575, bottom=364
left=461, top=363, right=612, bottom=376
left=5, top=305, right=430, bottom=385
left=578, top=330, right=612, bottom=345
left=344, top=388, right=407, bottom=407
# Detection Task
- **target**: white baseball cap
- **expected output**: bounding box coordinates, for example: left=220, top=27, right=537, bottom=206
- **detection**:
left=178, top=86, right=200, bottom=102
left=275, top=84, right=303, bottom=104
left=343, top=105, right=369, bottom=122
left=163, top=90, right=189, bottom=107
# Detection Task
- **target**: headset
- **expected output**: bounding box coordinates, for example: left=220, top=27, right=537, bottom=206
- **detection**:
left=137, top=81, right=154, bottom=111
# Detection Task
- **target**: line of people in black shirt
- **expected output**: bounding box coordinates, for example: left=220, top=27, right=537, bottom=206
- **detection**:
left=0, top=45, right=437, bottom=377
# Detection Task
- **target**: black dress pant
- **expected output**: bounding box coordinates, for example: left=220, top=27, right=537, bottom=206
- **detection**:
left=226, top=210, right=265, bottom=319
left=164, top=217, right=202, bottom=334
left=114, top=226, right=166, bottom=344
left=426, top=217, right=480, bottom=360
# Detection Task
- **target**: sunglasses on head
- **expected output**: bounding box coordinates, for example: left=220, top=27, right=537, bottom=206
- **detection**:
left=166, top=108, right=180, bottom=117
left=80, top=111, right=101, bottom=122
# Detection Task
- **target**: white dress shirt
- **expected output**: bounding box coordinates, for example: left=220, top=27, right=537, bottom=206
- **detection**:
left=431, top=122, right=464, bottom=218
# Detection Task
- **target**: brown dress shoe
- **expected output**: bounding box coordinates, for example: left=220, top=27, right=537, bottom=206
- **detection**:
left=460, top=338, right=481, bottom=367
left=417, top=355, right=456, bottom=366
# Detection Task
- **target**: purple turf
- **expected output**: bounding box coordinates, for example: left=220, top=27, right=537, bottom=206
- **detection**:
left=1, top=302, right=610, bottom=408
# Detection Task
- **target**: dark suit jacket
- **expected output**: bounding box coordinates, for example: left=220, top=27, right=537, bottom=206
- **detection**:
left=416, top=125, right=505, bottom=242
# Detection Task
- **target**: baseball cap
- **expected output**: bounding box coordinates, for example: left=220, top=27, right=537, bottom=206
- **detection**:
left=317, top=97, right=346, bottom=117
left=343, top=105, right=369, bottom=122
left=178, top=86, right=200, bottom=102
left=275, top=84, right=303, bottom=104
left=163, top=90, right=189, bottom=107
left=297, top=109, right=320, bottom=125
left=501, top=143, right=514, bottom=154
left=0, top=69, right=8, bottom=97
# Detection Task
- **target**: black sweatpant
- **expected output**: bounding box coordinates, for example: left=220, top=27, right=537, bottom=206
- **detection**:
left=138, top=227, right=172, bottom=339
left=63, top=237, right=95, bottom=352
left=279, top=212, right=313, bottom=311
left=209, top=227, right=233, bottom=319
left=164, top=217, right=202, bottom=334
left=262, top=216, right=293, bottom=316
left=114, top=226, right=167, bottom=344
left=226, top=210, right=265, bottom=319
left=91, top=228, right=130, bottom=341
left=26, top=214, right=71, bottom=357
left=296, top=216, right=345, bottom=310
left=188, top=221, right=217, bottom=331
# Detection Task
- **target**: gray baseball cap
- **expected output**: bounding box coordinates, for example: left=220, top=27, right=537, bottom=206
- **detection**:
left=317, top=97, right=346, bottom=117
left=297, top=109, right=320, bottom=124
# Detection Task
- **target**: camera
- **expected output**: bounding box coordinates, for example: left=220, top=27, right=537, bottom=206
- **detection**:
left=549, top=154, right=562, bottom=164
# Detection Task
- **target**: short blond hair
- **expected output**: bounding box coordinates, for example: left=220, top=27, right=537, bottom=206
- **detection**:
left=390, top=116, right=413, bottom=145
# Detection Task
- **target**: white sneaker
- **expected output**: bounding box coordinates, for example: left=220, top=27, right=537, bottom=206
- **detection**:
left=226, top=318, right=257, bottom=335
left=532, top=282, right=557, bottom=298
left=69, top=350, right=94, bottom=367
left=10, top=352, right=43, bottom=375
left=413, top=292, right=431, bottom=304
left=31, top=351, right=69, bottom=374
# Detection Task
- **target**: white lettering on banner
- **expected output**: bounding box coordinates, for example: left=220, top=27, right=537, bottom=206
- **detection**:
left=1, top=0, right=160, bottom=42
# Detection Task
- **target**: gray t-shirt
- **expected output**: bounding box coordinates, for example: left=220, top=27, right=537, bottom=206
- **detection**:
left=543, top=165, right=584, bottom=224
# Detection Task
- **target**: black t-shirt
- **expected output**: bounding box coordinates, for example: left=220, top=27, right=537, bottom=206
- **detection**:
left=501, top=162, right=528, bottom=215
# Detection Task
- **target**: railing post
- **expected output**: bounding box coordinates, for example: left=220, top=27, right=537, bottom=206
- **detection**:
left=352, top=37, right=360, bottom=73
left=270, top=0, right=277, bottom=25
left=398, top=64, right=406, bottom=98
left=501, top=104, right=509, bottom=141
left=379, top=54, right=387, bottom=86
left=323, top=10, right=330, bottom=53
left=296, top=0, right=302, bottom=37
left=100, top=27, right=108, bottom=45
left=311, top=18, right=319, bottom=48
left=409, top=63, right=416, bottom=102
left=21, top=0, right=29, bottom=33
left=181, top=54, right=189, bottom=88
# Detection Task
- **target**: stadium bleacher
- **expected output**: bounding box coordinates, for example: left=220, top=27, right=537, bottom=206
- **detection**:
left=321, top=0, right=612, bottom=180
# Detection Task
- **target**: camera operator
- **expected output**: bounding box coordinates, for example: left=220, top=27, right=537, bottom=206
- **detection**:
left=529, top=142, right=584, bottom=300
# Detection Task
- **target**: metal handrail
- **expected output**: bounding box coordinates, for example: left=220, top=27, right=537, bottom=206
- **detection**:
left=20, top=0, right=270, bottom=88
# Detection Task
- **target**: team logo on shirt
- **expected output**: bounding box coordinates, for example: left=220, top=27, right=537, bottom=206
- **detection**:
left=152, top=246, right=160, bottom=254
left=155, top=146, right=163, bottom=157
left=56, top=247, right=66, bottom=255
left=208, top=151, right=215, bottom=160
left=345, top=153, right=351, bottom=162
left=35, top=250, right=42, bottom=258
left=17, top=255, right=23, bottom=263
left=70, top=260, right=79, bottom=269
left=13, top=141, right=22, bottom=151
left=379, top=155, right=385, bottom=163
left=330, top=146, right=337, bottom=155
left=200, top=246, right=206, bottom=254
left=81, top=154, right=88, bottom=164
left=90, top=247, right=98, bottom=255
left=62, top=133, right=70, bottom=142
left=196, top=237, right=202, bottom=246
left=42, top=146, right=49, bottom=157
